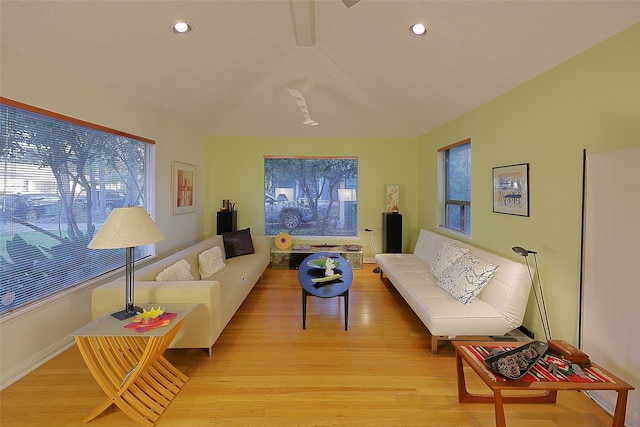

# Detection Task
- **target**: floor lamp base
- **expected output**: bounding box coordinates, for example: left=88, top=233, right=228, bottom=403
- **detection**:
left=111, top=306, right=143, bottom=320
left=365, top=229, right=381, bottom=274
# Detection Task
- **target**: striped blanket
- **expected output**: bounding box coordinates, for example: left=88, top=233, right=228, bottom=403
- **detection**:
left=462, top=345, right=613, bottom=383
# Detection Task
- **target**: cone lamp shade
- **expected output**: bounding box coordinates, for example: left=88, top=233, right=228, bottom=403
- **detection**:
left=88, top=207, right=165, bottom=319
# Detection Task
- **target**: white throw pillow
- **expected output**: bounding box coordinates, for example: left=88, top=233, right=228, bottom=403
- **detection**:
left=437, top=254, right=499, bottom=304
left=199, top=246, right=225, bottom=279
left=430, top=239, right=469, bottom=281
left=155, top=259, right=194, bottom=281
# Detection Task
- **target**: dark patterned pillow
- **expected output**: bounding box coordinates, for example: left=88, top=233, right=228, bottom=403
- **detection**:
left=222, top=228, right=255, bottom=258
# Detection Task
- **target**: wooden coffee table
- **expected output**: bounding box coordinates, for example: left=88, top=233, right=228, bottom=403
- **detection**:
left=453, top=341, right=634, bottom=427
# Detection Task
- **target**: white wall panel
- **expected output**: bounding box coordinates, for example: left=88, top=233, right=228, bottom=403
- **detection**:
left=583, top=147, right=640, bottom=426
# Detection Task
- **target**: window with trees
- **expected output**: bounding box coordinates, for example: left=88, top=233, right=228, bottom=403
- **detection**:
left=439, top=138, right=471, bottom=235
left=264, top=157, right=358, bottom=237
left=0, top=98, right=154, bottom=315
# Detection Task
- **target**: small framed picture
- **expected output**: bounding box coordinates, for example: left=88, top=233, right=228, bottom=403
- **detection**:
left=386, top=184, right=399, bottom=212
left=492, top=163, right=529, bottom=217
left=172, top=161, right=196, bottom=215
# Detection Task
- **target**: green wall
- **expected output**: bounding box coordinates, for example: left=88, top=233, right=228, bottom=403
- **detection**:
left=203, top=24, right=639, bottom=345
left=204, top=136, right=418, bottom=259
left=418, top=24, right=640, bottom=343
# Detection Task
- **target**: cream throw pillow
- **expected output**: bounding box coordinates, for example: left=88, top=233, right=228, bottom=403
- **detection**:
left=437, top=254, right=499, bottom=304
left=199, top=246, right=226, bottom=279
left=155, top=259, right=194, bottom=281
left=430, top=239, right=469, bottom=281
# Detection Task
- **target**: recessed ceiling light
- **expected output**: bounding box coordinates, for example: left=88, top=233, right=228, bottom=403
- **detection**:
left=172, top=21, right=193, bottom=34
left=410, top=23, right=427, bottom=37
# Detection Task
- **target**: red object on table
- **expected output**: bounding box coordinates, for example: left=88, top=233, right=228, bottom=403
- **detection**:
left=124, top=312, right=177, bottom=332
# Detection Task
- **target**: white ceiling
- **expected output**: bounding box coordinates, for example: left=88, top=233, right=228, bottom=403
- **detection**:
left=2, top=1, right=639, bottom=138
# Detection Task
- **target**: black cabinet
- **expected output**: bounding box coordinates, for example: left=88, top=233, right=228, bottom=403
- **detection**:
left=382, top=213, right=402, bottom=253
left=217, top=211, right=237, bottom=235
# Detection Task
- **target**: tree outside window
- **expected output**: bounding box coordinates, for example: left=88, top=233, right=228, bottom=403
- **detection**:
left=264, top=157, right=358, bottom=237
left=0, top=99, right=153, bottom=315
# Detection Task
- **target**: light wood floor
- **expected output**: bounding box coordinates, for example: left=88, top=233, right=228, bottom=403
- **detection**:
left=1, top=265, right=616, bottom=426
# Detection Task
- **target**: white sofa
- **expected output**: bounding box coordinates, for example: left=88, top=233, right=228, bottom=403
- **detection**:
left=92, top=232, right=271, bottom=355
left=375, top=229, right=532, bottom=353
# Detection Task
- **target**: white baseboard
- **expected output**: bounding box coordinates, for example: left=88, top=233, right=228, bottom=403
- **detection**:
left=584, top=391, right=639, bottom=427
left=0, top=337, right=75, bottom=391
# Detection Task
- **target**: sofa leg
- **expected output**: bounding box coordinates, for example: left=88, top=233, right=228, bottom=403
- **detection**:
left=207, top=347, right=212, bottom=357
left=431, top=335, right=441, bottom=354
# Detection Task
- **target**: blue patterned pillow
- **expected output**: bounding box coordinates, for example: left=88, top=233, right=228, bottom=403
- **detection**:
left=437, top=254, right=499, bottom=304
left=430, top=239, right=469, bottom=281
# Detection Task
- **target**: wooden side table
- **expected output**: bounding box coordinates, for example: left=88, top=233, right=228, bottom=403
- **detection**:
left=453, top=341, right=635, bottom=427
left=71, top=303, right=196, bottom=427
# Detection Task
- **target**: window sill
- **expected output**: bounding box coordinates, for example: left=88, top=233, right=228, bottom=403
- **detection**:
left=0, top=255, right=159, bottom=323
left=437, top=225, right=471, bottom=241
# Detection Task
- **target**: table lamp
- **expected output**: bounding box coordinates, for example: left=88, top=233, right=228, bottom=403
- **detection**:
left=88, top=206, right=165, bottom=320
left=512, top=246, right=551, bottom=340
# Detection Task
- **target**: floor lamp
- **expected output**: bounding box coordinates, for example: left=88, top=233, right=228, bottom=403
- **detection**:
left=88, top=206, right=165, bottom=320
left=512, top=246, right=551, bottom=341
left=364, top=228, right=380, bottom=273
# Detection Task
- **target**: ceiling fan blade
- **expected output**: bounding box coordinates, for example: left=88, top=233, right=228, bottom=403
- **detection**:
left=342, top=0, right=360, bottom=8
left=287, top=88, right=303, bottom=98
left=287, top=88, right=320, bottom=126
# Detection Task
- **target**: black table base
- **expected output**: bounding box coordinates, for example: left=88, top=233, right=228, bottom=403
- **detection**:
left=302, top=289, right=349, bottom=331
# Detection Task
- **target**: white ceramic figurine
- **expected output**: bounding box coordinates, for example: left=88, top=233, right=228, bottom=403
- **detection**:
left=324, top=258, right=335, bottom=277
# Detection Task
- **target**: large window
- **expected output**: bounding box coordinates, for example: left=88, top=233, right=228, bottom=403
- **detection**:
left=264, top=156, right=357, bottom=237
left=439, top=138, right=471, bottom=234
left=0, top=98, right=154, bottom=315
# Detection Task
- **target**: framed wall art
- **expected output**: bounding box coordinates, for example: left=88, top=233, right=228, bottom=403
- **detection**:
left=172, top=161, right=196, bottom=215
left=386, top=184, right=399, bottom=212
left=492, top=163, right=529, bottom=217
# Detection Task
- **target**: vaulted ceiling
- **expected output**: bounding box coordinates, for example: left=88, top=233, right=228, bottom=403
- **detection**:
left=2, top=1, right=639, bottom=138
